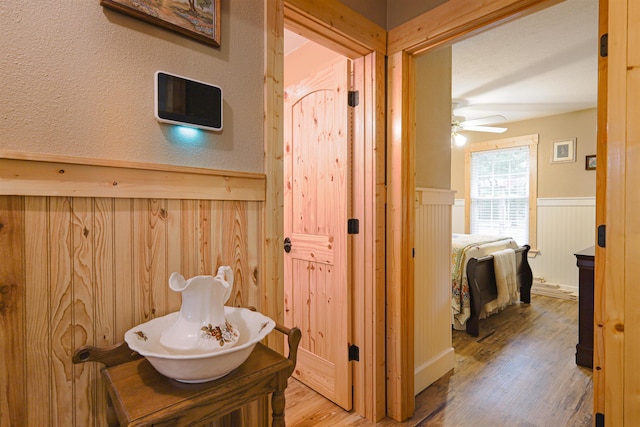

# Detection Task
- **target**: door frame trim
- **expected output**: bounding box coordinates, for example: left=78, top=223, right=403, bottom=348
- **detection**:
left=386, top=0, right=566, bottom=420
left=268, top=0, right=574, bottom=423
left=264, top=0, right=387, bottom=421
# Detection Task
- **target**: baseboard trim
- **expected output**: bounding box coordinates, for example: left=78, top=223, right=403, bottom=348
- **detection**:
left=414, top=347, right=455, bottom=396
left=531, top=279, right=578, bottom=301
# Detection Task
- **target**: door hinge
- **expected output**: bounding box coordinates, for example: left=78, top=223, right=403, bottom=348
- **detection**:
left=348, top=218, right=359, bottom=234
left=600, top=34, right=608, bottom=57
left=597, top=224, right=606, bottom=248
left=348, top=344, right=359, bottom=361
left=595, top=413, right=604, bottom=427
left=348, top=90, right=359, bottom=107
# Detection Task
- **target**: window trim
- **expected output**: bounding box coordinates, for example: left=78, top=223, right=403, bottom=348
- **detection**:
left=464, top=134, right=538, bottom=252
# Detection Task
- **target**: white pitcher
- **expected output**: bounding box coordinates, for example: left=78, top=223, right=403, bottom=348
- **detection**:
left=159, top=266, right=239, bottom=353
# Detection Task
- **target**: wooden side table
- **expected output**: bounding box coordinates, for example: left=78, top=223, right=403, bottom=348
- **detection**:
left=73, top=323, right=301, bottom=427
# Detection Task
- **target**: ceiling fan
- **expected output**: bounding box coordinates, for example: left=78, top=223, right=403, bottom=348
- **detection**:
left=451, top=103, right=508, bottom=146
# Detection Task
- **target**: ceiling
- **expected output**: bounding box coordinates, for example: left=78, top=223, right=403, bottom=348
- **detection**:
left=285, top=0, right=599, bottom=127
left=284, top=29, right=309, bottom=56
left=452, top=0, right=599, bottom=126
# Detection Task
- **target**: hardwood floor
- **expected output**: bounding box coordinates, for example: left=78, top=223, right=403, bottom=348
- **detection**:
left=285, top=294, right=593, bottom=426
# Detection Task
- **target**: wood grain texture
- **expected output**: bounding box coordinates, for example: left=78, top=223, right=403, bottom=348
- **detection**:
left=0, top=195, right=263, bottom=426
left=604, top=1, right=627, bottom=425
left=71, top=197, right=96, bottom=427
left=370, top=50, right=388, bottom=422
left=166, top=199, right=183, bottom=314
left=386, top=50, right=415, bottom=421
left=24, top=197, right=51, bottom=426
left=0, top=155, right=265, bottom=201
left=286, top=295, right=593, bottom=426
left=624, top=33, right=640, bottom=425
left=387, top=0, right=561, bottom=55
left=593, top=0, right=607, bottom=416
left=351, top=54, right=367, bottom=419
left=114, top=199, right=135, bottom=341
left=100, top=343, right=292, bottom=427
left=264, top=0, right=286, bottom=354
left=277, top=2, right=386, bottom=420
left=284, top=58, right=352, bottom=409
left=284, top=0, right=385, bottom=56
left=49, top=197, right=74, bottom=426
left=0, top=196, right=26, bottom=426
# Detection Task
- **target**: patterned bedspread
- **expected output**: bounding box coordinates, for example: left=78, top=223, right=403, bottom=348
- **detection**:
left=451, top=233, right=516, bottom=329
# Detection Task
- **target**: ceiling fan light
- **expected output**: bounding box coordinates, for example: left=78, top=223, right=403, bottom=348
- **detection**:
left=453, top=132, right=467, bottom=147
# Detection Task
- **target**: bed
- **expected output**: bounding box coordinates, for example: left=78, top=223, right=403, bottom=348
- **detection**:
left=451, top=233, right=533, bottom=337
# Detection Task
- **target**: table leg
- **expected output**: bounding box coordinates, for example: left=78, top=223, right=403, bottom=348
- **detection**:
left=271, top=390, right=285, bottom=427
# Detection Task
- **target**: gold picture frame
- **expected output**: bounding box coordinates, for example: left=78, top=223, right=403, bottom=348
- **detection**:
left=101, top=0, right=220, bottom=47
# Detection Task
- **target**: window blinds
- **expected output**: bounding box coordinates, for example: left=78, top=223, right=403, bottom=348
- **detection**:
left=470, top=146, right=529, bottom=245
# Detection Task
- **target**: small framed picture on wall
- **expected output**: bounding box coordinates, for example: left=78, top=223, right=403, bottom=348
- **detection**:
left=552, top=139, right=576, bottom=163
left=586, top=155, right=597, bottom=170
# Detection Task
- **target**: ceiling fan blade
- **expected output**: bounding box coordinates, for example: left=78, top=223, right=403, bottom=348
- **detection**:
left=461, top=115, right=507, bottom=127
left=461, top=125, right=508, bottom=133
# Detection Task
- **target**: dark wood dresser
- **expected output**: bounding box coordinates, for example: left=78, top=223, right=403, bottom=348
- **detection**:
left=575, top=245, right=595, bottom=368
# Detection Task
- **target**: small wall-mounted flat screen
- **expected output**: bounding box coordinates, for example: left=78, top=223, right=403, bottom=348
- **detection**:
left=155, top=71, right=223, bottom=131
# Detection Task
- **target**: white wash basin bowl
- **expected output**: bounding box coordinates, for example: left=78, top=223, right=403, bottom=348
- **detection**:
left=124, top=306, right=275, bottom=383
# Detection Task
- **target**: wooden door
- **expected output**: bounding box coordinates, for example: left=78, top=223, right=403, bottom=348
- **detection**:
left=283, top=58, right=353, bottom=410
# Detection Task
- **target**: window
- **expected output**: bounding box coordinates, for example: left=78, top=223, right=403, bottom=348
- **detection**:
left=465, top=134, right=538, bottom=249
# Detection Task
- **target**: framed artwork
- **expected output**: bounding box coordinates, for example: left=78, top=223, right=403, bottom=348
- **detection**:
left=586, top=155, right=597, bottom=170
left=101, top=0, right=221, bottom=47
left=552, top=139, right=576, bottom=163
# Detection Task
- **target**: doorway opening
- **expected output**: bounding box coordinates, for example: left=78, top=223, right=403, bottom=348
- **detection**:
left=283, top=30, right=354, bottom=410
left=409, top=0, right=598, bottom=407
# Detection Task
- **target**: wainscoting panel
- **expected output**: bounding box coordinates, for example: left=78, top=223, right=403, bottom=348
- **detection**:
left=452, top=198, right=465, bottom=234
left=453, top=198, right=596, bottom=295
left=1, top=195, right=264, bottom=426
left=414, top=188, right=456, bottom=395
left=0, top=153, right=273, bottom=426
left=532, top=198, right=596, bottom=294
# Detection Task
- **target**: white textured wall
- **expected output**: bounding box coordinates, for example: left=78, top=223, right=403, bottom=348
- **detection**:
left=0, top=0, right=264, bottom=173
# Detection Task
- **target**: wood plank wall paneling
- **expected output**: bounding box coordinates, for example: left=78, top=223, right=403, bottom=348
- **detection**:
left=24, top=197, right=51, bottom=426
left=0, top=155, right=266, bottom=201
left=0, top=196, right=26, bottom=426
left=0, top=194, right=264, bottom=426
